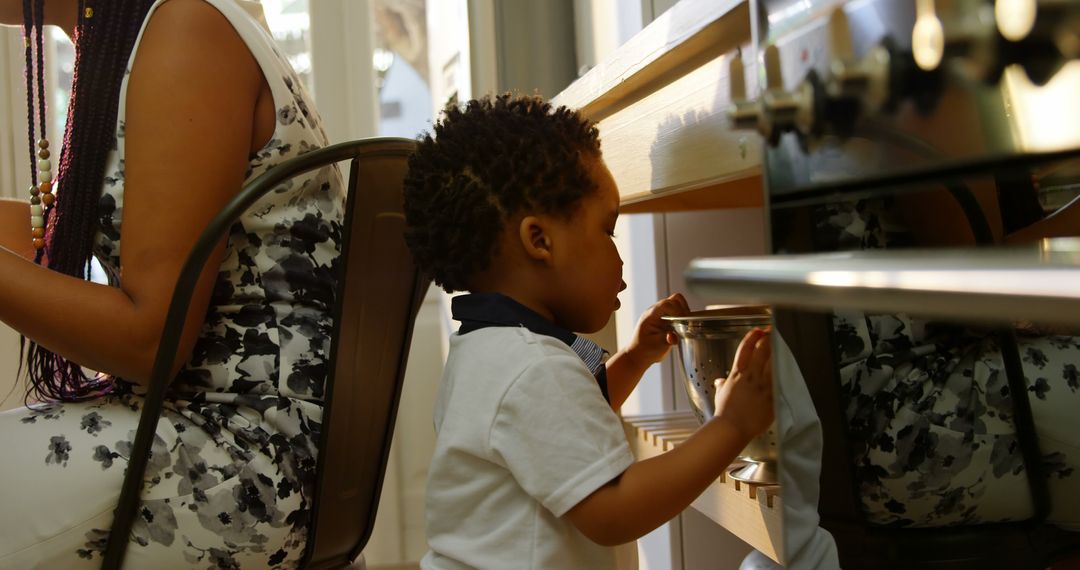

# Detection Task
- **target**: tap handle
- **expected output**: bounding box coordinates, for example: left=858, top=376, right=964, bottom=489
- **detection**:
left=828, top=8, right=855, bottom=62
left=730, top=49, right=747, bottom=101
left=765, top=44, right=785, bottom=91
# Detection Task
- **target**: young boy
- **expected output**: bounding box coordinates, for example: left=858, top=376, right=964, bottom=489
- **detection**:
left=403, top=94, right=775, bottom=569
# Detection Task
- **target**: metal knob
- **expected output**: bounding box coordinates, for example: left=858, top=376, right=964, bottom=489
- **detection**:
left=994, top=0, right=1079, bottom=84
left=760, top=45, right=817, bottom=144
left=915, top=0, right=1000, bottom=81
left=727, top=51, right=765, bottom=132
left=826, top=9, right=892, bottom=115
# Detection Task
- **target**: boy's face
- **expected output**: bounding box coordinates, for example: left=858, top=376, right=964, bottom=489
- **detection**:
left=546, top=155, right=625, bottom=334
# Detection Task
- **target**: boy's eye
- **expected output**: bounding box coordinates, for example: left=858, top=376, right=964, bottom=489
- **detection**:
left=607, top=230, right=617, bottom=238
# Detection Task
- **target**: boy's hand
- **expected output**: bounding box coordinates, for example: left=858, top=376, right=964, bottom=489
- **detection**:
left=712, top=328, right=774, bottom=443
left=624, top=293, right=690, bottom=367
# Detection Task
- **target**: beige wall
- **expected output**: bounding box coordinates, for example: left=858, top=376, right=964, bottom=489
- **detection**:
left=0, top=323, right=25, bottom=412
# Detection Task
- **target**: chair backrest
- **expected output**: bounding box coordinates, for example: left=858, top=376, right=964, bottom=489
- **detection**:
left=302, top=138, right=430, bottom=569
left=102, top=138, right=428, bottom=570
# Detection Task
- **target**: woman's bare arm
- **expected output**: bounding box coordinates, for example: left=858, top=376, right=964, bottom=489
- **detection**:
left=0, top=0, right=268, bottom=384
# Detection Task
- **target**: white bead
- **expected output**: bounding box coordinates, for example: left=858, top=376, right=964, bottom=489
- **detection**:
left=37, top=159, right=51, bottom=172
left=39, top=170, right=52, bottom=183
left=30, top=205, right=42, bottom=216
left=31, top=216, right=44, bottom=228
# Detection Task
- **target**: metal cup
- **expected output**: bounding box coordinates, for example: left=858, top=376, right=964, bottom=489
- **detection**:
left=663, top=307, right=779, bottom=485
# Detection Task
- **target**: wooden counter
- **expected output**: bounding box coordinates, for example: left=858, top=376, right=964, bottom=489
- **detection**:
left=622, top=412, right=784, bottom=563
left=552, top=0, right=762, bottom=212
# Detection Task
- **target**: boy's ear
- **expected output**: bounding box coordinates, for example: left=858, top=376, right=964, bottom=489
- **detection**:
left=518, top=215, right=553, bottom=263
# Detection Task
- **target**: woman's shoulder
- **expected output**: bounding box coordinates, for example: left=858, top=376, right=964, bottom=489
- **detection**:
left=124, top=0, right=266, bottom=129
left=132, top=0, right=264, bottom=80
left=144, top=0, right=250, bottom=40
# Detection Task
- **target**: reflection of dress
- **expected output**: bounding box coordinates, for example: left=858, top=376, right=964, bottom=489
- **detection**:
left=817, top=199, right=1079, bottom=529
left=0, top=1, right=344, bottom=568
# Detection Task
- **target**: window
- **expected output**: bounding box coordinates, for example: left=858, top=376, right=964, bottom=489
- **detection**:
left=262, top=0, right=314, bottom=93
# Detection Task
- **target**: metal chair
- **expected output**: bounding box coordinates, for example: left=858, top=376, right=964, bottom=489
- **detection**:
left=101, top=137, right=430, bottom=569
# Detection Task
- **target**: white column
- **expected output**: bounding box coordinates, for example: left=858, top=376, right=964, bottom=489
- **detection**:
left=0, top=28, right=31, bottom=200
left=573, top=0, right=645, bottom=73
left=466, top=0, right=498, bottom=100
left=308, top=0, right=379, bottom=142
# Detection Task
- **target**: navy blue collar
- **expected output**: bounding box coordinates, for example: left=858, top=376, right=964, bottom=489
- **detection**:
left=452, top=293, right=610, bottom=403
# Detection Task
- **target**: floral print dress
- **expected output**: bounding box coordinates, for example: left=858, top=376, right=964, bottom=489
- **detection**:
left=0, top=1, right=344, bottom=568
left=815, top=199, right=1080, bottom=530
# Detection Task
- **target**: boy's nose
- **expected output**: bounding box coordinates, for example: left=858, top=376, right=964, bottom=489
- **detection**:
left=619, top=280, right=627, bottom=292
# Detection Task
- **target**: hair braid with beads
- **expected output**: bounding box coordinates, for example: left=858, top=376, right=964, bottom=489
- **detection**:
left=22, top=0, right=158, bottom=402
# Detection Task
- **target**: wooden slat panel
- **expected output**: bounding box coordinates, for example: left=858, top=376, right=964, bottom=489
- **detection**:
left=622, top=413, right=784, bottom=563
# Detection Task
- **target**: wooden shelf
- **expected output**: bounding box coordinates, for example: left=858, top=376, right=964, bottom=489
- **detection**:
left=620, top=173, right=764, bottom=214
left=622, top=412, right=784, bottom=564
left=552, top=0, right=762, bottom=212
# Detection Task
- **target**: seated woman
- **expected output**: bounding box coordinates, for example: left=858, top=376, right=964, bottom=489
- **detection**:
left=0, top=0, right=343, bottom=567
left=815, top=179, right=1079, bottom=530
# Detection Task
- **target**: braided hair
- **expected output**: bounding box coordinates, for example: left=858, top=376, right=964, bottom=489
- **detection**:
left=23, top=0, right=158, bottom=402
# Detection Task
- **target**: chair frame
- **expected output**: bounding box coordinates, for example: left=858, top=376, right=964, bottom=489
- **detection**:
left=101, top=138, right=427, bottom=569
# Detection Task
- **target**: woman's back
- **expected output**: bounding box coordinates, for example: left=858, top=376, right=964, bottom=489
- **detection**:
left=0, top=1, right=345, bottom=567
left=94, top=0, right=343, bottom=453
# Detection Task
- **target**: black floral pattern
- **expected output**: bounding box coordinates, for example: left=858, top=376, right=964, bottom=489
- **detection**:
left=46, top=435, right=72, bottom=467
left=80, top=411, right=111, bottom=435
left=817, top=199, right=1079, bottom=528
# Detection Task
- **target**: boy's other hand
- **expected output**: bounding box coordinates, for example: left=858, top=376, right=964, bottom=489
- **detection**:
left=625, top=293, right=690, bottom=367
left=712, top=328, right=774, bottom=444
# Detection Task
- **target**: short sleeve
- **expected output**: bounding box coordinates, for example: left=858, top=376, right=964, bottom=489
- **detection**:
left=490, top=353, right=635, bottom=517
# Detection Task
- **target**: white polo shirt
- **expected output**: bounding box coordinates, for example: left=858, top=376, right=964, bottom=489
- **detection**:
left=421, top=326, right=635, bottom=570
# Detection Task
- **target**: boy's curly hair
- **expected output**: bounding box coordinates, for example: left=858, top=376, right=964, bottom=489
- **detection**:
left=403, top=93, right=602, bottom=292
